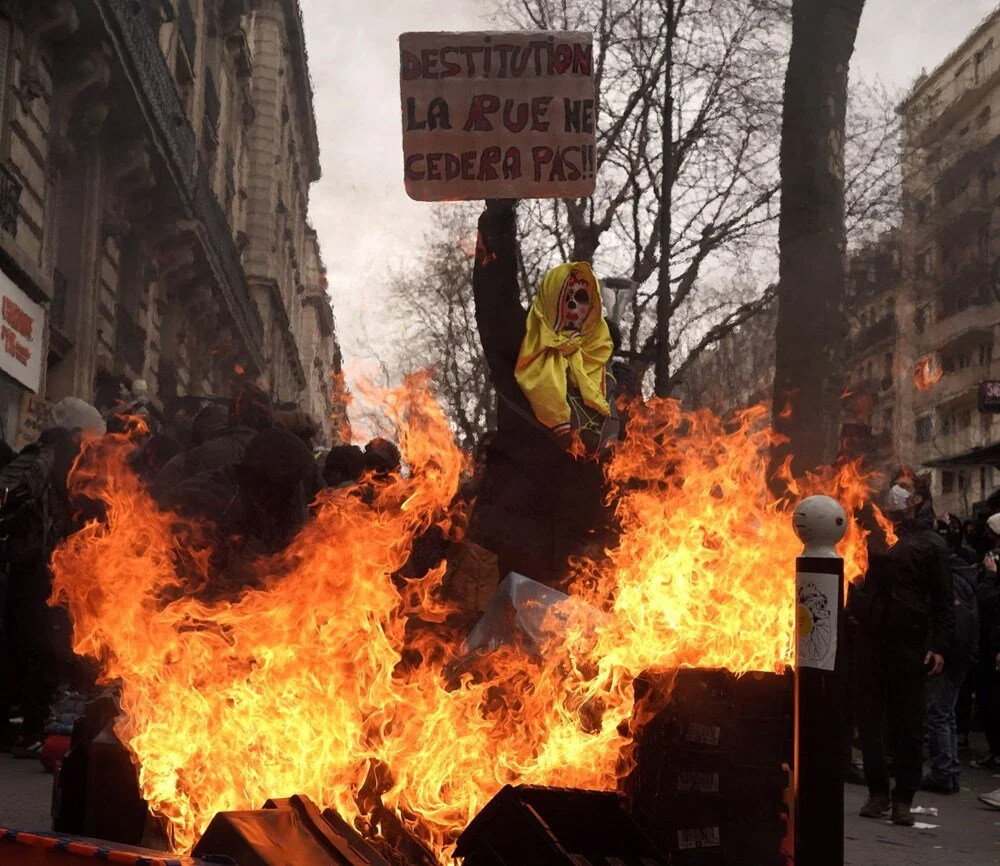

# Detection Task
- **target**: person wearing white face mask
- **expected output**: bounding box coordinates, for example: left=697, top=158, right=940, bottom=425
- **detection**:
left=855, top=471, right=954, bottom=826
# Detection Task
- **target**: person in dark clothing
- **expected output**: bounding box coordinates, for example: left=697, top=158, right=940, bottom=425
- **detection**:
left=971, top=514, right=1000, bottom=772
left=153, top=385, right=273, bottom=500
left=0, top=398, right=105, bottom=757
left=854, top=473, right=954, bottom=825
left=231, top=428, right=318, bottom=555
left=923, top=550, right=978, bottom=792
left=364, top=438, right=402, bottom=476
left=324, top=444, right=366, bottom=489
left=190, top=403, right=229, bottom=447
left=133, top=433, right=183, bottom=484
left=0, top=440, right=15, bottom=471
left=937, top=514, right=977, bottom=566
left=466, top=198, right=622, bottom=588
left=162, top=428, right=319, bottom=598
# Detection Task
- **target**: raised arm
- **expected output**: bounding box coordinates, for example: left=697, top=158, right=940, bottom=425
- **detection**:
left=473, top=199, right=527, bottom=394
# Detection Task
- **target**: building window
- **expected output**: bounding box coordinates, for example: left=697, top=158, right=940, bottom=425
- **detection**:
left=915, top=305, right=929, bottom=333
left=980, top=342, right=993, bottom=366
left=976, top=40, right=995, bottom=84
left=958, top=471, right=967, bottom=491
left=942, top=471, right=955, bottom=494
left=916, top=415, right=933, bottom=444
left=919, top=248, right=934, bottom=275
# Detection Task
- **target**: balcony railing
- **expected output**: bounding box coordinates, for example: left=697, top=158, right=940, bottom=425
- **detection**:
left=99, top=0, right=263, bottom=368
left=933, top=185, right=992, bottom=241
left=916, top=363, right=983, bottom=409
left=0, top=164, right=22, bottom=239
left=194, top=165, right=263, bottom=349
left=203, top=69, right=220, bottom=147
left=224, top=146, right=236, bottom=202
left=177, top=0, right=197, bottom=63
left=850, top=315, right=896, bottom=356
left=100, top=0, right=196, bottom=193
left=927, top=300, right=995, bottom=353
left=115, top=304, right=146, bottom=373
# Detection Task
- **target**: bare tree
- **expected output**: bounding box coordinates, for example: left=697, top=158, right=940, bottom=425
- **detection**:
left=498, top=0, right=787, bottom=395
left=387, top=205, right=495, bottom=451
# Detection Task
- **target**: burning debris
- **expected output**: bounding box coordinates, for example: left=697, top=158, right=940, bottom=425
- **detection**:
left=43, top=381, right=879, bottom=863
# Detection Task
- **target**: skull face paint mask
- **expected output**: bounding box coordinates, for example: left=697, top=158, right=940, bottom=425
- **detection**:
left=557, top=271, right=593, bottom=332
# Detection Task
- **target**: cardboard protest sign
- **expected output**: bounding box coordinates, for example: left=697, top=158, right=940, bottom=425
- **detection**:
left=399, top=31, right=597, bottom=201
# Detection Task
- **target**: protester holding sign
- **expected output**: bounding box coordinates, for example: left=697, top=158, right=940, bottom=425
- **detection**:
left=466, top=198, right=621, bottom=588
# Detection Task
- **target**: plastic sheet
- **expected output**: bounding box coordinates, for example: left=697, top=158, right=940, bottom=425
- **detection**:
left=464, top=572, right=602, bottom=656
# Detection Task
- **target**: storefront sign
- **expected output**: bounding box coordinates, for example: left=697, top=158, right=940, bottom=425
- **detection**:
left=0, top=268, right=44, bottom=392
left=14, top=391, right=50, bottom=451
left=399, top=31, right=597, bottom=201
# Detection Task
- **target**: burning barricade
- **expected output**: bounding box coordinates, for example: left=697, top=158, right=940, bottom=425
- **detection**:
left=22, top=381, right=883, bottom=865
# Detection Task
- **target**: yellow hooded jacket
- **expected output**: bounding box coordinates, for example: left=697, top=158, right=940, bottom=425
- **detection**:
left=514, top=262, right=614, bottom=431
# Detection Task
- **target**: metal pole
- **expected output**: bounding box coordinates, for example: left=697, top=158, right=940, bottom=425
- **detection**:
left=792, top=495, right=847, bottom=866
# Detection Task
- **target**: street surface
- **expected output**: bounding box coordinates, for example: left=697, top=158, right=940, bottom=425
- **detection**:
left=3, top=750, right=1000, bottom=862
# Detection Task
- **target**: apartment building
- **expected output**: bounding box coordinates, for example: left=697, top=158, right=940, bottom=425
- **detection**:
left=0, top=0, right=345, bottom=448
left=897, top=8, right=1000, bottom=515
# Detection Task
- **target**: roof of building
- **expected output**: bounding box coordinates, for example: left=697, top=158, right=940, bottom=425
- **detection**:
left=899, top=5, right=1000, bottom=113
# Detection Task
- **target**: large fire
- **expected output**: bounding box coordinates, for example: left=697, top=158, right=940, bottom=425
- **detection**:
left=49, top=382, right=882, bottom=861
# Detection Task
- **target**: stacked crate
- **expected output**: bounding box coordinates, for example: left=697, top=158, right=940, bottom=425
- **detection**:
left=624, top=669, right=793, bottom=866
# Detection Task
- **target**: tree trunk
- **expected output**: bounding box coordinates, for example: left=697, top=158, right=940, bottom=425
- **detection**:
left=771, top=0, right=866, bottom=480
left=654, top=0, right=676, bottom=398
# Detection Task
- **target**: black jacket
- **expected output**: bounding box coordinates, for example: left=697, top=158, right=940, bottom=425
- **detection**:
left=467, top=202, right=613, bottom=586
left=152, top=425, right=258, bottom=500
left=855, top=517, right=955, bottom=657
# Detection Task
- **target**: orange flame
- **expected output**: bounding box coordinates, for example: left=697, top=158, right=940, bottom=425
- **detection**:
left=49, top=387, right=880, bottom=861
left=915, top=356, right=942, bottom=391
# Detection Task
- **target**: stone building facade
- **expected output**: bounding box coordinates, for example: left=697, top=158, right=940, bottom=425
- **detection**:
left=0, top=0, right=345, bottom=449
left=897, top=8, right=1000, bottom=515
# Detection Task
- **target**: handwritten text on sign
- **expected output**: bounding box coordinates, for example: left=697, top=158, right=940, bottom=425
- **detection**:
left=399, top=31, right=597, bottom=201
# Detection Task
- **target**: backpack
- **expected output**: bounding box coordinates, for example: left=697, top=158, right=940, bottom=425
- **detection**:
left=950, top=553, right=980, bottom=667
left=0, top=442, right=58, bottom=561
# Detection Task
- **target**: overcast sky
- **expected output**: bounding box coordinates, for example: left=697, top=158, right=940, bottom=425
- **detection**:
left=297, top=0, right=1000, bottom=376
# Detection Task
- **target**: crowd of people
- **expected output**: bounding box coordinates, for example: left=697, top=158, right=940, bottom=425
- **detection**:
left=848, top=468, right=1000, bottom=825
left=0, top=383, right=409, bottom=759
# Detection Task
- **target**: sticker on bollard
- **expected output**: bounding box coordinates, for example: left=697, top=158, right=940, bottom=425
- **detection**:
left=796, top=571, right=838, bottom=671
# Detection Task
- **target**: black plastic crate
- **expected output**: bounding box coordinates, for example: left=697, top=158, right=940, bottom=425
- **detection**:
left=635, top=669, right=793, bottom=723
left=193, top=794, right=390, bottom=866
left=455, top=784, right=668, bottom=866
left=646, top=817, right=787, bottom=866
left=634, top=709, right=791, bottom=771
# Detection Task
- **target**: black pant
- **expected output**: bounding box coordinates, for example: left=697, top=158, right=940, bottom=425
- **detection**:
left=855, top=634, right=926, bottom=804
left=957, top=669, right=974, bottom=737
left=1, top=562, right=63, bottom=741
left=975, top=661, right=1000, bottom=756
